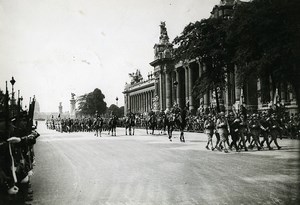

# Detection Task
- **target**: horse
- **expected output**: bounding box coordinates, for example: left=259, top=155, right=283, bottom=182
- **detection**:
left=167, top=108, right=187, bottom=142
left=94, top=117, right=104, bottom=137
left=157, top=113, right=168, bottom=135
left=125, top=114, right=135, bottom=135
left=147, top=114, right=157, bottom=135
left=108, top=115, right=118, bottom=136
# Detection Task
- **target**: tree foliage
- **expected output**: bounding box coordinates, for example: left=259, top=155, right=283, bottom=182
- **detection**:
left=229, top=0, right=300, bottom=109
left=173, top=0, right=300, bottom=111
left=173, top=18, right=231, bottom=111
left=107, top=104, right=124, bottom=118
left=77, top=88, right=107, bottom=116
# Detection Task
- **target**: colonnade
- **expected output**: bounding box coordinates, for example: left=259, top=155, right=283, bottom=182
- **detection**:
left=155, top=60, right=213, bottom=112
left=127, top=90, right=155, bottom=114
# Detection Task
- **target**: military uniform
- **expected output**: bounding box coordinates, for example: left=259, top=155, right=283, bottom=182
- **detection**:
left=204, top=115, right=215, bottom=150
left=228, top=115, right=240, bottom=151
left=248, top=114, right=262, bottom=150
left=216, top=112, right=229, bottom=152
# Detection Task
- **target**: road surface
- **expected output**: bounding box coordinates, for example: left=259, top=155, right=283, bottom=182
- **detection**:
left=31, top=124, right=300, bottom=205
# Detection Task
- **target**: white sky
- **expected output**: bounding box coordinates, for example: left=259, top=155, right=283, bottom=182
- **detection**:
left=0, top=0, right=219, bottom=112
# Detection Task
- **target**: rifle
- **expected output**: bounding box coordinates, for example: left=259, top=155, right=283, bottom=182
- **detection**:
left=26, top=96, right=35, bottom=133
left=4, top=82, right=10, bottom=141
left=24, top=96, right=39, bottom=171
left=4, top=81, right=18, bottom=184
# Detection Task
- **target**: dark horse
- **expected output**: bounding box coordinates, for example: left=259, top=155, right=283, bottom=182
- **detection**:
left=167, top=108, right=187, bottom=142
left=157, top=113, right=168, bottom=135
left=125, top=114, right=135, bottom=135
left=108, top=115, right=118, bottom=136
left=147, top=114, right=157, bottom=135
left=94, top=117, right=104, bottom=137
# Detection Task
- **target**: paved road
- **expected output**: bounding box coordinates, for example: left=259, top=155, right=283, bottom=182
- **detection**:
left=31, top=124, right=300, bottom=205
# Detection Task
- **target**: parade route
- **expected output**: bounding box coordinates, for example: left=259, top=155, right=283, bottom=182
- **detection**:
left=31, top=124, right=300, bottom=205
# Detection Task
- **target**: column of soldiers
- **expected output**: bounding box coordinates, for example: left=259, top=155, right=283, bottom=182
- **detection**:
left=46, top=112, right=119, bottom=136
left=1, top=81, right=40, bottom=205
left=203, top=108, right=299, bottom=153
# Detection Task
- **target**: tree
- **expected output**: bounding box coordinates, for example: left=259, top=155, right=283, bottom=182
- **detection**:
left=77, top=88, right=107, bottom=116
left=173, top=18, right=232, bottom=112
left=228, top=0, right=300, bottom=111
left=107, top=104, right=124, bottom=118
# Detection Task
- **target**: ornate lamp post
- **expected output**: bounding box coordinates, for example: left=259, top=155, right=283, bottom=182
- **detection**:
left=10, top=77, right=16, bottom=105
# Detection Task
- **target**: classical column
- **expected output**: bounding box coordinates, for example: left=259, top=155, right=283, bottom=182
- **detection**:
left=269, top=75, right=273, bottom=105
left=135, top=94, right=138, bottom=113
left=129, top=95, right=133, bottom=112
left=125, top=94, right=129, bottom=115
left=140, top=93, right=142, bottom=113
left=197, top=60, right=203, bottom=106
left=165, top=71, right=172, bottom=110
left=146, top=92, right=148, bottom=112
left=188, top=65, right=194, bottom=111
left=133, top=95, right=135, bottom=113
left=140, top=93, right=142, bottom=112
left=144, top=92, right=147, bottom=112
left=149, top=91, right=151, bottom=110
left=225, top=70, right=233, bottom=113
left=203, top=63, right=209, bottom=109
left=134, top=94, right=137, bottom=113
left=184, top=66, right=189, bottom=104
left=143, top=92, right=146, bottom=112
left=142, top=93, right=144, bottom=112
left=280, top=83, right=286, bottom=104
left=159, top=71, right=163, bottom=111
left=234, top=65, right=241, bottom=107
left=136, top=94, right=138, bottom=113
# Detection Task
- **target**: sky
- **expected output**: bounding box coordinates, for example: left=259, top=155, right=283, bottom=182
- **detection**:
left=0, top=0, right=220, bottom=112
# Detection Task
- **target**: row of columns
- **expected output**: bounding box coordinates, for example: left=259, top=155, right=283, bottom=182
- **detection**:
left=156, top=61, right=240, bottom=113
left=128, top=90, right=155, bottom=114
left=157, top=61, right=241, bottom=113
left=156, top=62, right=202, bottom=112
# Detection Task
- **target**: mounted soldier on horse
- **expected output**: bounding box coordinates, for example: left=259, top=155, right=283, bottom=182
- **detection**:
left=167, top=103, right=187, bottom=142
left=125, top=111, right=135, bottom=135
left=108, top=113, right=118, bottom=136
left=94, top=115, right=104, bottom=137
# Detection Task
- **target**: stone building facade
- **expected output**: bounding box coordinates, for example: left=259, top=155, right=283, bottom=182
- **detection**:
left=123, top=70, right=156, bottom=116
left=123, top=0, right=298, bottom=116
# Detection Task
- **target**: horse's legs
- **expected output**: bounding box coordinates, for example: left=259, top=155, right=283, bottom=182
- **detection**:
left=180, top=128, right=185, bottom=142
left=168, top=125, right=173, bottom=141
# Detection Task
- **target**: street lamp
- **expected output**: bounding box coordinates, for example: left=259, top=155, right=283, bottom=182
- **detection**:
left=10, top=77, right=16, bottom=105
left=116, top=97, right=119, bottom=106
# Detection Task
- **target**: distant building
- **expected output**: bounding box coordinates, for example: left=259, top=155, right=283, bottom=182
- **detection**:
left=123, top=0, right=298, bottom=115
left=123, top=70, right=155, bottom=116
left=70, top=93, right=76, bottom=118
left=59, top=102, right=63, bottom=115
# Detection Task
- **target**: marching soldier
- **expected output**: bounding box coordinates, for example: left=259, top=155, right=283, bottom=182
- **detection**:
left=237, top=114, right=248, bottom=151
left=216, top=112, right=230, bottom=153
left=228, top=113, right=240, bottom=152
left=268, top=114, right=282, bottom=150
left=213, top=113, right=221, bottom=150
left=204, top=114, right=215, bottom=150
left=248, top=114, right=262, bottom=151
left=259, top=112, right=273, bottom=150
